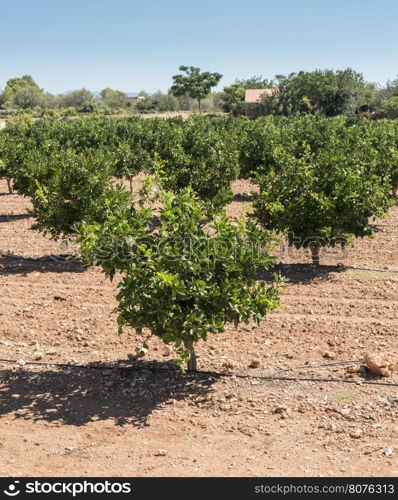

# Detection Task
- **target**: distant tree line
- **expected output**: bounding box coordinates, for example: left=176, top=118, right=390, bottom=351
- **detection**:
left=221, top=69, right=398, bottom=119
left=1, top=67, right=398, bottom=118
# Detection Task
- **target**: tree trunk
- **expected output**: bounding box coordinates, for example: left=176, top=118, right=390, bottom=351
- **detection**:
left=198, top=99, right=202, bottom=114
left=183, top=340, right=197, bottom=371
left=6, top=178, right=12, bottom=194
left=310, top=244, right=320, bottom=266
left=129, top=176, right=133, bottom=193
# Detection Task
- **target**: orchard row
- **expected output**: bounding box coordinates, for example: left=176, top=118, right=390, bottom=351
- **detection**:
left=1, top=114, right=397, bottom=256
left=0, top=115, right=397, bottom=367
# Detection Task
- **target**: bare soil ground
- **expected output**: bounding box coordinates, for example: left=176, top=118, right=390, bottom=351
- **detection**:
left=0, top=178, right=397, bottom=477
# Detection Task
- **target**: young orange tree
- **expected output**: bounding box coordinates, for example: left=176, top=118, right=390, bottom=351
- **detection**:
left=78, top=181, right=281, bottom=370
left=252, top=138, right=393, bottom=265
left=29, top=149, right=131, bottom=239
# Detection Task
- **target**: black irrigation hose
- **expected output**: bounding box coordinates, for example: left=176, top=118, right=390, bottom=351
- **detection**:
left=269, top=359, right=361, bottom=377
left=346, top=266, right=398, bottom=274
left=246, top=376, right=398, bottom=387
left=1, top=357, right=398, bottom=387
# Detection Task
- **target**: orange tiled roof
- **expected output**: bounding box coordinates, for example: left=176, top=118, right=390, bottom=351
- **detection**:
left=244, top=88, right=275, bottom=103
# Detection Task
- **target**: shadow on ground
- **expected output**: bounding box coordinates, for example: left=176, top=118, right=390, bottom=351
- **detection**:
left=233, top=193, right=251, bottom=202
left=0, top=360, right=218, bottom=428
left=0, top=214, right=32, bottom=223
left=0, top=254, right=84, bottom=275
left=258, top=262, right=346, bottom=285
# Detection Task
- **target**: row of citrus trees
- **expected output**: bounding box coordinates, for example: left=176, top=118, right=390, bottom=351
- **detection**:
left=0, top=115, right=397, bottom=368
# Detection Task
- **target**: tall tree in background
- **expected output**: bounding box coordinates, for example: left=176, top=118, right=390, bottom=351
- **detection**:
left=2, top=75, right=42, bottom=105
left=0, top=90, right=6, bottom=108
left=58, top=88, right=93, bottom=108
left=379, top=76, right=398, bottom=100
left=383, top=96, right=398, bottom=119
left=13, top=86, right=43, bottom=109
left=273, top=68, right=374, bottom=116
left=100, top=88, right=128, bottom=109
left=171, top=65, right=222, bottom=112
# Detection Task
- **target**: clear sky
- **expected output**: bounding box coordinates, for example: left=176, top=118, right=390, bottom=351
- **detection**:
left=1, top=0, right=397, bottom=94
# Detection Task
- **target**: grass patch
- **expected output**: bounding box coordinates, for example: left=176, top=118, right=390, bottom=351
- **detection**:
left=346, top=269, right=391, bottom=280
left=328, top=391, right=355, bottom=403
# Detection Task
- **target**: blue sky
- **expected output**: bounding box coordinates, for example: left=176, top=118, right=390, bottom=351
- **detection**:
left=1, top=0, right=397, bottom=94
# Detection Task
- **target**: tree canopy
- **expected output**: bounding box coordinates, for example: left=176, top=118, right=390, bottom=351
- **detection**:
left=171, top=65, right=222, bottom=112
left=269, top=69, right=375, bottom=117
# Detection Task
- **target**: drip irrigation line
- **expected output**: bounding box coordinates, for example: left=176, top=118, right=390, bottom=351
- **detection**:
left=1, top=357, right=398, bottom=387
left=247, top=376, right=398, bottom=387
left=271, top=264, right=398, bottom=275
left=346, top=266, right=398, bottom=274
left=269, top=359, right=361, bottom=377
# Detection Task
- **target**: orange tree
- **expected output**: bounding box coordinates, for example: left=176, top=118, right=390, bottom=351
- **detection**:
left=155, top=115, right=240, bottom=206
left=251, top=132, right=393, bottom=265
left=0, top=134, right=13, bottom=193
left=29, top=149, right=131, bottom=239
left=77, top=181, right=281, bottom=370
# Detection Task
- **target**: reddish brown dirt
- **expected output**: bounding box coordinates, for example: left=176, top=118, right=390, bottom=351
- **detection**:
left=0, top=178, right=397, bottom=477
